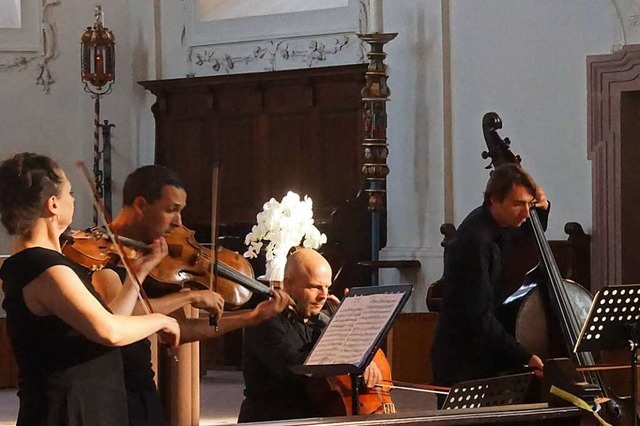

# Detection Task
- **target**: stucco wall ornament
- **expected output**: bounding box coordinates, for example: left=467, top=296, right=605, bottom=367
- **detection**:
left=192, top=34, right=353, bottom=73
left=0, top=0, right=61, bottom=93
left=611, top=0, right=640, bottom=48
left=184, top=0, right=369, bottom=75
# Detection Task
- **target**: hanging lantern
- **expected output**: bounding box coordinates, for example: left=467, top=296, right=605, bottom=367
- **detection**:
left=81, top=5, right=115, bottom=92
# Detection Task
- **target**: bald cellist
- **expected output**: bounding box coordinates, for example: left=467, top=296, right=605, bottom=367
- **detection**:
left=238, top=248, right=383, bottom=423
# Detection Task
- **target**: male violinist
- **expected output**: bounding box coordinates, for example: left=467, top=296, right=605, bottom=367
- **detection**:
left=91, top=165, right=291, bottom=426
left=431, top=163, right=547, bottom=407
left=238, top=248, right=382, bottom=423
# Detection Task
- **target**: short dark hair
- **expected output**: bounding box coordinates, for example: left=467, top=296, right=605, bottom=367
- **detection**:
left=483, top=163, right=536, bottom=205
left=0, top=152, right=63, bottom=236
left=122, top=165, right=184, bottom=206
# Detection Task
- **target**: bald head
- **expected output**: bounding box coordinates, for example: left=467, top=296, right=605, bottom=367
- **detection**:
left=284, top=249, right=330, bottom=281
left=282, top=249, right=332, bottom=320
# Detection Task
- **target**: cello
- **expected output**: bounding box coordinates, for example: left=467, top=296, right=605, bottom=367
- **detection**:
left=482, top=112, right=636, bottom=424
left=304, top=300, right=396, bottom=416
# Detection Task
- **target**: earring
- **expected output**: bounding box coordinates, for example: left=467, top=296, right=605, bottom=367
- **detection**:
left=55, top=214, right=59, bottom=221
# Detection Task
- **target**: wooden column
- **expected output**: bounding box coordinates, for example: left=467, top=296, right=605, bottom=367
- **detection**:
left=159, top=305, right=200, bottom=426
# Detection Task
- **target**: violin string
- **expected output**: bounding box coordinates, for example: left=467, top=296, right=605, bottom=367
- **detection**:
left=215, top=262, right=271, bottom=295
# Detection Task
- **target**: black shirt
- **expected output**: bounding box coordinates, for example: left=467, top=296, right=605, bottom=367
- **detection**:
left=109, top=265, right=158, bottom=393
left=109, top=266, right=171, bottom=426
left=431, top=204, right=549, bottom=387
left=238, top=309, right=326, bottom=423
left=1, top=247, right=127, bottom=426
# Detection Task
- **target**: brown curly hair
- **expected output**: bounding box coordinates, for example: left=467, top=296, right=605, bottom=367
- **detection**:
left=0, top=153, right=63, bottom=236
left=483, top=163, right=536, bottom=206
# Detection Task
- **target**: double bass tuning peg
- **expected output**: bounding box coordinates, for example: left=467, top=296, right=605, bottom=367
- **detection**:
left=481, top=151, right=495, bottom=169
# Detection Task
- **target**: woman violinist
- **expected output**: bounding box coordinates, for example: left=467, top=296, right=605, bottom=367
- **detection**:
left=88, top=164, right=291, bottom=426
left=238, top=248, right=383, bottom=423
left=0, top=153, right=180, bottom=426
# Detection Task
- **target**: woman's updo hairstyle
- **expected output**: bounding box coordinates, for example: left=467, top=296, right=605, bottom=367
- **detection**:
left=0, top=153, right=63, bottom=236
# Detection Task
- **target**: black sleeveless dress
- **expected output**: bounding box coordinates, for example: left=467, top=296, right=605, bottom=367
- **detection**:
left=0, top=247, right=128, bottom=426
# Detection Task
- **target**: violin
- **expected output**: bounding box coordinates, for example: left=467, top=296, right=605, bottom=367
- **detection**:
left=62, top=227, right=149, bottom=271
left=151, top=225, right=271, bottom=308
left=62, top=224, right=272, bottom=309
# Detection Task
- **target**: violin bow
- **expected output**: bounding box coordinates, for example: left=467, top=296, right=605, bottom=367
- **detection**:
left=376, top=380, right=451, bottom=395
left=76, top=162, right=154, bottom=314
left=76, top=161, right=178, bottom=360
left=209, top=163, right=220, bottom=329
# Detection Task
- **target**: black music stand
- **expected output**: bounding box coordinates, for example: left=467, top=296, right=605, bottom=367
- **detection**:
left=574, top=284, right=640, bottom=426
left=442, top=372, right=533, bottom=410
left=291, top=284, right=413, bottom=415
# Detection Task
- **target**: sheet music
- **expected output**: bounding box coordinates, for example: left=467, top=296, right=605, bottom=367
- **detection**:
left=305, top=292, right=404, bottom=366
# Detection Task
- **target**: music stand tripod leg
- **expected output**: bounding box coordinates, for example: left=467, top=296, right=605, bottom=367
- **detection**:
left=351, top=373, right=359, bottom=415
left=626, top=323, right=639, bottom=426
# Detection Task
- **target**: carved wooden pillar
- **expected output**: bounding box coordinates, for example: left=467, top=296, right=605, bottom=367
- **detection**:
left=359, top=33, right=396, bottom=286
left=588, top=44, right=640, bottom=291
left=158, top=306, right=200, bottom=426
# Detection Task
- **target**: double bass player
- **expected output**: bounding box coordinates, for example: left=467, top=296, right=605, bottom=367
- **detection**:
left=431, top=163, right=547, bottom=407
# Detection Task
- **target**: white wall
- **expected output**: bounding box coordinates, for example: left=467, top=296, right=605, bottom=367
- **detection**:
left=0, top=0, right=158, bottom=253
left=380, top=0, right=446, bottom=311
left=449, top=0, right=620, bottom=238
left=0, top=0, right=627, bottom=312
left=380, top=0, right=621, bottom=311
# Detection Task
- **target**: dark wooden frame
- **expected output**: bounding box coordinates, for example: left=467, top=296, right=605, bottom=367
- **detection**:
left=588, top=44, right=640, bottom=290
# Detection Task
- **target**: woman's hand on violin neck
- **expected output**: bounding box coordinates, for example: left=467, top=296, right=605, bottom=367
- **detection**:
left=190, top=289, right=225, bottom=317
left=156, top=314, right=181, bottom=348
left=250, top=290, right=293, bottom=325
left=363, top=361, right=383, bottom=389
left=130, top=237, right=168, bottom=280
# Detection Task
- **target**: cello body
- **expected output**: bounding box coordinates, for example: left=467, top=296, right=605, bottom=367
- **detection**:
left=307, top=349, right=395, bottom=416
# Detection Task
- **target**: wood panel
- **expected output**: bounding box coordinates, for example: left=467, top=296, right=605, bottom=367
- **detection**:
left=141, top=65, right=366, bottom=235
left=386, top=312, right=439, bottom=384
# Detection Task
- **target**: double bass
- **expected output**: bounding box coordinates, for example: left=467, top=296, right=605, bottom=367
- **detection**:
left=482, top=112, right=636, bottom=424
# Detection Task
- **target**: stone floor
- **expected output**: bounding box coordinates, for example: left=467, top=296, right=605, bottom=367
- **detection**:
left=0, top=370, right=435, bottom=425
